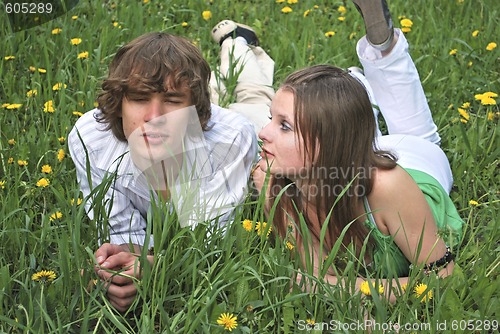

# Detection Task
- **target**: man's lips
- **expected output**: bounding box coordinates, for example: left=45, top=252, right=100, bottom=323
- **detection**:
left=141, top=132, right=168, bottom=145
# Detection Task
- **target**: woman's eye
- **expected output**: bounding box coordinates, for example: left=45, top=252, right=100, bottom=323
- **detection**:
left=280, top=122, right=292, bottom=131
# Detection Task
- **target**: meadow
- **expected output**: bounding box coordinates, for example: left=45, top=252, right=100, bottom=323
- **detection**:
left=0, top=0, right=498, bottom=332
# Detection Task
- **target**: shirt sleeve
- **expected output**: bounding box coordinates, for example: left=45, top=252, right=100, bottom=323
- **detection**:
left=68, top=125, right=151, bottom=247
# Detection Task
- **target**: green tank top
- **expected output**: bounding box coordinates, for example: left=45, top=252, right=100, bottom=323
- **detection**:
left=363, top=168, right=464, bottom=277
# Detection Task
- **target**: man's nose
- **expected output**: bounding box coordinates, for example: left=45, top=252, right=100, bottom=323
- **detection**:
left=144, top=99, right=166, bottom=124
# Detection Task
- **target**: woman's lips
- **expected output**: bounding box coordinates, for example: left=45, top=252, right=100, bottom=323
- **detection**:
left=260, top=148, right=274, bottom=159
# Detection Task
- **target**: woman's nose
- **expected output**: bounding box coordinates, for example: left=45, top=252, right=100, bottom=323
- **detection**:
left=258, top=123, right=271, bottom=142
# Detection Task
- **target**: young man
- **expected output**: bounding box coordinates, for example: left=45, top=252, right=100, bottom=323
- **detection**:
left=69, top=29, right=272, bottom=311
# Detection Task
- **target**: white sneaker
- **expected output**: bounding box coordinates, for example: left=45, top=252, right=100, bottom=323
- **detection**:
left=211, top=20, right=259, bottom=46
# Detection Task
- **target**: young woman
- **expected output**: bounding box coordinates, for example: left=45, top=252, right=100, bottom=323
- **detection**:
left=253, top=1, right=464, bottom=297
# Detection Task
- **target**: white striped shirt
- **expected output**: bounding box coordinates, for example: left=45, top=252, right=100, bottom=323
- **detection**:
left=68, top=104, right=257, bottom=246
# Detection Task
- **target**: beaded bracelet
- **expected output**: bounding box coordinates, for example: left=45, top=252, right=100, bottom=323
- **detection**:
left=423, top=246, right=454, bottom=273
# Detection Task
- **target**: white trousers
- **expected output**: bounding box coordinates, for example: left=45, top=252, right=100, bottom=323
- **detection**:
left=210, top=37, right=274, bottom=134
left=210, top=30, right=453, bottom=193
left=357, top=30, right=452, bottom=192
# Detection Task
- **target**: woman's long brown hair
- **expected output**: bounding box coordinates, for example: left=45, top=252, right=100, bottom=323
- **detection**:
left=266, top=65, right=397, bottom=261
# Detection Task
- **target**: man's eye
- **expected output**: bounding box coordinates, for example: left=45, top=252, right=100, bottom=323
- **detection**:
left=127, top=94, right=149, bottom=102
left=164, top=99, right=182, bottom=104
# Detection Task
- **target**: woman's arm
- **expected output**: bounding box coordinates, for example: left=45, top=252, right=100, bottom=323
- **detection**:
left=370, top=167, right=451, bottom=266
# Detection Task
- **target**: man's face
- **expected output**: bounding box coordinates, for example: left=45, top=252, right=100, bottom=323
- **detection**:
left=122, top=84, right=193, bottom=172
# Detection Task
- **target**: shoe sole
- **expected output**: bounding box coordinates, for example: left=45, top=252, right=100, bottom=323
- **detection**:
left=352, top=0, right=393, bottom=49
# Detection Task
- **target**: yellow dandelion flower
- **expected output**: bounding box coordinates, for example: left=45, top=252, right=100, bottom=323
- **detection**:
left=414, top=283, right=433, bottom=302
left=52, top=82, right=67, bottom=91
left=4, top=56, right=15, bottom=60
left=41, top=164, right=53, bottom=174
left=38, top=68, right=47, bottom=73
left=217, top=313, right=238, bottom=331
left=8, top=157, right=14, bottom=164
left=306, top=319, right=315, bottom=325
left=73, top=111, right=83, bottom=117
left=469, top=200, right=479, bottom=206
left=18, top=160, right=28, bottom=167
left=71, top=15, right=78, bottom=20
left=359, top=280, right=384, bottom=295
left=26, top=89, right=38, bottom=97
left=70, top=38, right=82, bottom=45
left=77, top=51, right=89, bottom=59
left=57, top=149, right=65, bottom=162
left=460, top=118, right=468, bottom=124
left=52, top=28, right=62, bottom=34
left=181, top=22, right=188, bottom=27
left=303, top=9, right=311, bottom=17
left=7, top=139, right=15, bottom=145
left=70, top=198, right=82, bottom=206
left=29, top=66, right=36, bottom=72
left=472, top=30, right=479, bottom=37
left=486, top=42, right=497, bottom=51
left=32, top=270, right=57, bottom=283
left=325, top=31, right=335, bottom=37
left=49, top=211, right=63, bottom=221
left=112, top=21, right=118, bottom=27
left=286, top=241, right=294, bottom=250
left=36, top=178, right=50, bottom=187
left=457, top=108, right=470, bottom=121
left=255, top=221, right=272, bottom=237
left=44, top=100, right=55, bottom=113
left=143, top=0, right=149, bottom=3
left=467, top=61, right=473, bottom=67
left=461, top=102, right=470, bottom=109
left=58, top=137, right=65, bottom=143
left=402, top=27, right=411, bottom=33
left=481, top=92, right=497, bottom=98
left=449, top=49, right=457, bottom=56
left=400, top=18, right=413, bottom=27
left=287, top=0, right=298, bottom=4
left=487, top=111, right=494, bottom=121
left=6, top=103, right=22, bottom=109
left=202, top=10, right=212, bottom=21
left=313, top=5, right=319, bottom=8
left=281, top=6, right=293, bottom=13
left=242, top=219, right=253, bottom=232
left=475, top=92, right=498, bottom=105
left=276, top=0, right=285, bottom=3
left=338, top=5, right=347, bottom=14
left=0, top=180, right=5, bottom=189
left=338, top=16, right=346, bottom=22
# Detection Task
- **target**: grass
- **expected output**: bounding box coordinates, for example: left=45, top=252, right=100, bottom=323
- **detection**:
left=0, top=0, right=499, bottom=333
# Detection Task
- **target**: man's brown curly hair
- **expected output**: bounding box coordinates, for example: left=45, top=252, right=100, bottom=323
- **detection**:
left=95, top=32, right=212, bottom=141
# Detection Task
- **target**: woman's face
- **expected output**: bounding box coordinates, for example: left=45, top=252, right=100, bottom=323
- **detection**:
left=258, top=89, right=312, bottom=180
